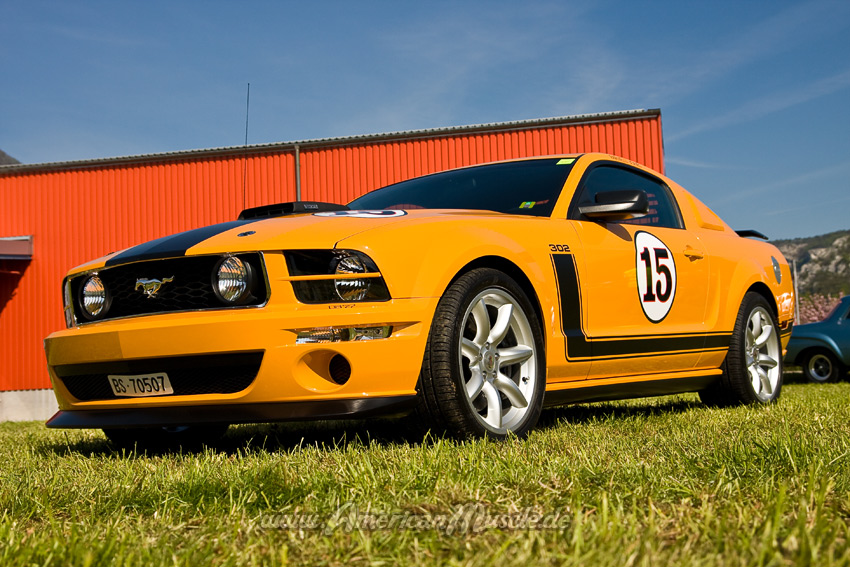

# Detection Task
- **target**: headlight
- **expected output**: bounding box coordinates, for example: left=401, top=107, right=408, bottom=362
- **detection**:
left=213, top=256, right=254, bottom=304
left=80, top=274, right=108, bottom=319
left=63, top=278, right=75, bottom=328
left=285, top=250, right=391, bottom=303
left=334, top=253, right=371, bottom=301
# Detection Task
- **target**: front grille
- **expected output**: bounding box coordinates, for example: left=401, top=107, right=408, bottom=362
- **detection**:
left=69, top=253, right=267, bottom=324
left=55, top=352, right=264, bottom=402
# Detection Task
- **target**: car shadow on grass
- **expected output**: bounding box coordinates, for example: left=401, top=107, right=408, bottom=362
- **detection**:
left=38, top=372, right=812, bottom=457
left=36, top=416, right=423, bottom=458
left=39, top=402, right=703, bottom=457
left=536, top=396, right=706, bottom=430
left=38, top=400, right=719, bottom=457
left=219, top=417, right=422, bottom=453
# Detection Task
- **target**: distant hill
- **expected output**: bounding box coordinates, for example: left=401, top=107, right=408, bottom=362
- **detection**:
left=0, top=149, right=20, bottom=165
left=772, top=230, right=850, bottom=296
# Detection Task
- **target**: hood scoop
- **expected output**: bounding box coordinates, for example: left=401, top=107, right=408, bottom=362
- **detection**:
left=238, top=201, right=349, bottom=220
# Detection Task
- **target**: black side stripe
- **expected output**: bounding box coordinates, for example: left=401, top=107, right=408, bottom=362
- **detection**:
left=551, top=253, right=591, bottom=358
left=592, top=334, right=730, bottom=357
left=550, top=253, right=731, bottom=360
left=105, top=220, right=259, bottom=266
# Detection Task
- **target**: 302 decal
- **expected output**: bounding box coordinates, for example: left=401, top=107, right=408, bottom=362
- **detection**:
left=634, top=231, right=677, bottom=323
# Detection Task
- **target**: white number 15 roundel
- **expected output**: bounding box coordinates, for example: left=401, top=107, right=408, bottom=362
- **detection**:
left=635, top=231, right=677, bottom=323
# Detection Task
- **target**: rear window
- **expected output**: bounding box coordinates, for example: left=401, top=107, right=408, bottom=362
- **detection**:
left=347, top=158, right=576, bottom=217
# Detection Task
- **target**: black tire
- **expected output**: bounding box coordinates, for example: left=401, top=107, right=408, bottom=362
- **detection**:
left=699, top=292, right=783, bottom=406
left=802, top=349, right=843, bottom=383
left=414, top=268, right=545, bottom=440
left=103, top=423, right=229, bottom=450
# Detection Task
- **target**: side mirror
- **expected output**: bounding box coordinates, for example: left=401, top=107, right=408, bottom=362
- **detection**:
left=578, top=189, right=648, bottom=221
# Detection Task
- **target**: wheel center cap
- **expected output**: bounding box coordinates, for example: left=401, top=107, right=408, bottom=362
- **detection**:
left=479, top=344, right=497, bottom=374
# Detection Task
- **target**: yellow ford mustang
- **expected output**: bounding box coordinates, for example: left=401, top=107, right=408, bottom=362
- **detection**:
left=44, top=153, right=795, bottom=444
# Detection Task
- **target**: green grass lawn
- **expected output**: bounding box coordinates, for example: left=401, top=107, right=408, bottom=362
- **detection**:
left=2, top=381, right=850, bottom=566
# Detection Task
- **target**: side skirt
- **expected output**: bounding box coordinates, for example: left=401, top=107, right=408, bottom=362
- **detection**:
left=543, top=370, right=721, bottom=407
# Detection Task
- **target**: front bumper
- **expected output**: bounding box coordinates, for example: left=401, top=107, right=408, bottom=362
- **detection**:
left=46, top=395, right=418, bottom=429
left=45, top=296, right=436, bottom=428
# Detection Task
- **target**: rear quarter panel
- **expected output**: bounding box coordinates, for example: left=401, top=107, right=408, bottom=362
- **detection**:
left=667, top=182, right=794, bottom=349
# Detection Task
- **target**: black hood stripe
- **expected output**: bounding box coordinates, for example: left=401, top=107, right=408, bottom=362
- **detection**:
left=105, top=220, right=259, bottom=266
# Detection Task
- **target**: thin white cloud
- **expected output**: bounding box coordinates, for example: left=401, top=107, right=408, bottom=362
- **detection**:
left=665, top=156, right=750, bottom=170
left=541, top=50, right=627, bottom=115
left=306, top=0, right=850, bottom=136
left=659, top=0, right=847, bottom=101
left=530, top=0, right=850, bottom=123
left=40, top=22, right=155, bottom=47
left=764, top=194, right=850, bottom=217
left=715, top=160, right=850, bottom=205
left=337, top=3, right=580, bottom=132
left=668, top=68, right=850, bottom=142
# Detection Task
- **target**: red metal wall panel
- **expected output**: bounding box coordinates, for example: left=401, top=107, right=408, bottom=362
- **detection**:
left=0, top=154, right=297, bottom=391
left=0, top=113, right=662, bottom=392
left=300, top=116, right=662, bottom=203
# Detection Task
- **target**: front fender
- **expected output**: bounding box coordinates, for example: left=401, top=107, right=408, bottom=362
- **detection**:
left=336, top=218, right=564, bottom=301
left=335, top=217, right=574, bottom=346
left=339, top=226, right=551, bottom=298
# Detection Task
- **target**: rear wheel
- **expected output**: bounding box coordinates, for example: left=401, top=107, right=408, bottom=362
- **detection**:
left=415, top=268, right=545, bottom=439
left=103, top=423, right=229, bottom=450
left=802, top=350, right=843, bottom=383
left=699, top=292, right=782, bottom=406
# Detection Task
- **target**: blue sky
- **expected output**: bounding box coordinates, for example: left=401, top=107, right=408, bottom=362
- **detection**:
left=1, top=0, right=848, bottom=240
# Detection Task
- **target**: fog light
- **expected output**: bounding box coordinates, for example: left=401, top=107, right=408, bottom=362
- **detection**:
left=296, top=327, right=345, bottom=344
left=81, top=275, right=107, bottom=319
left=350, top=326, right=392, bottom=341
left=295, top=325, right=392, bottom=344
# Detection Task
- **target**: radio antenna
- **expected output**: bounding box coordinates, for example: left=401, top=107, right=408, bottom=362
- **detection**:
left=242, top=82, right=250, bottom=210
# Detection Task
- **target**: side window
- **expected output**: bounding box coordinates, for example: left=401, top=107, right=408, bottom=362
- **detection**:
left=571, top=165, right=683, bottom=229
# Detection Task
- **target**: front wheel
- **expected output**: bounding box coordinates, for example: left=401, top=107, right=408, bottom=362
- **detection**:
left=802, top=350, right=843, bottom=383
left=700, top=292, right=783, bottom=406
left=415, top=268, right=545, bottom=439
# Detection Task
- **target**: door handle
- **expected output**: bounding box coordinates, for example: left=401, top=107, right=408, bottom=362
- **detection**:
left=683, top=247, right=704, bottom=260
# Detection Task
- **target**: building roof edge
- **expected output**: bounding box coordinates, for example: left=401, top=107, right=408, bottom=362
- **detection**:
left=0, top=109, right=661, bottom=175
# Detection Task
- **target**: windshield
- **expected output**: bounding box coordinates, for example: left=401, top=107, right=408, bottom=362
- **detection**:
left=347, top=158, right=577, bottom=217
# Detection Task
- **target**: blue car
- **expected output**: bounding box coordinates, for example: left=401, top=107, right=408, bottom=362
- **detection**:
left=786, top=296, right=850, bottom=382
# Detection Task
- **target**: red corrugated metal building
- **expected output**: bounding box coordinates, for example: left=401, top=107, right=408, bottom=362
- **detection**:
left=0, top=109, right=664, bottom=420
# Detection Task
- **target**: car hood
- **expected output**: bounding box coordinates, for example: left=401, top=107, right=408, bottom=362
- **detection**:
left=69, top=209, right=504, bottom=274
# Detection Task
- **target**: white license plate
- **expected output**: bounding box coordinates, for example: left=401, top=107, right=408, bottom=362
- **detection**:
left=108, top=373, right=174, bottom=397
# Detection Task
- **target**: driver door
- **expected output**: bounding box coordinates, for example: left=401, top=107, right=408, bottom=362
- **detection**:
left=568, top=163, right=710, bottom=379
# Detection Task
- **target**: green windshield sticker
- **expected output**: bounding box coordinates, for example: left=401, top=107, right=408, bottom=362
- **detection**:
left=557, top=158, right=575, bottom=165
left=520, top=201, right=536, bottom=209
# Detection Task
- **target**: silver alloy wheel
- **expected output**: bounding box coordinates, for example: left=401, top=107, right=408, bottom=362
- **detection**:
left=459, top=288, right=538, bottom=434
left=746, top=306, right=781, bottom=401
left=807, top=353, right=834, bottom=382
